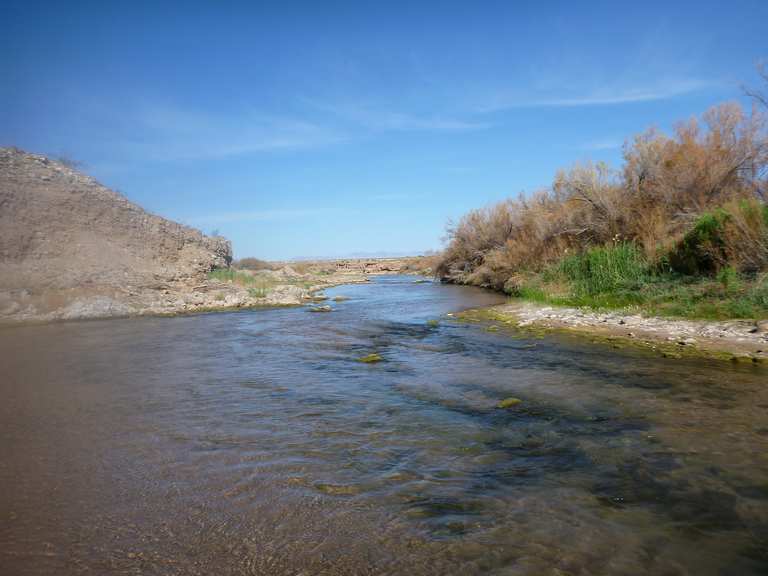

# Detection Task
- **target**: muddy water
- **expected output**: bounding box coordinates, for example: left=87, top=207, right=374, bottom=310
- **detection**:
left=1, top=276, right=767, bottom=575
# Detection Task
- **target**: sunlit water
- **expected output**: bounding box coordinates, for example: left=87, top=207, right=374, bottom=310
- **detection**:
left=1, top=276, right=767, bottom=575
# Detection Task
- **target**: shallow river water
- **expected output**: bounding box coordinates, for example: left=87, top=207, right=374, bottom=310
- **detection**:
left=1, top=276, right=767, bottom=575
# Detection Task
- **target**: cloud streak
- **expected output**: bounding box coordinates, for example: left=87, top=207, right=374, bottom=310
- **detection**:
left=478, top=79, right=713, bottom=112
left=304, top=99, right=490, bottom=133
left=114, top=97, right=489, bottom=164
left=118, top=104, right=345, bottom=162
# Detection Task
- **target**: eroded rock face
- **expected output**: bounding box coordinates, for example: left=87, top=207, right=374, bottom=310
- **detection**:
left=0, top=147, right=232, bottom=322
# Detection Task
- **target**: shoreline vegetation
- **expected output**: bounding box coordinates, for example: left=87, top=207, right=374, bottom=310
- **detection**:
left=197, top=256, right=438, bottom=311
left=435, top=92, right=768, bottom=359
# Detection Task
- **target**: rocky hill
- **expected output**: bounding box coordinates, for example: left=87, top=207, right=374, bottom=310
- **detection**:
left=0, top=148, right=232, bottom=322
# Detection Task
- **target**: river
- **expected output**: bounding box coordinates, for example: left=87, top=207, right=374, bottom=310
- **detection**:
left=1, top=276, right=767, bottom=575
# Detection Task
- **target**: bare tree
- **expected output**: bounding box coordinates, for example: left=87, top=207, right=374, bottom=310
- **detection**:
left=744, top=60, right=768, bottom=110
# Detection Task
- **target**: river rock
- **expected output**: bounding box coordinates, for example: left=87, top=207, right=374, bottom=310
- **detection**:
left=497, top=397, right=522, bottom=409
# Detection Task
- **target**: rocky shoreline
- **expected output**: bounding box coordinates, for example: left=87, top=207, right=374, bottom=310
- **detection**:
left=0, top=269, right=416, bottom=325
left=0, top=264, right=434, bottom=325
left=458, top=300, right=768, bottom=363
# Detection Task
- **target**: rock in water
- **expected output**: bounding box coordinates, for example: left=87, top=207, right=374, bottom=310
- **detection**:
left=497, top=397, right=522, bottom=409
left=358, top=353, right=383, bottom=363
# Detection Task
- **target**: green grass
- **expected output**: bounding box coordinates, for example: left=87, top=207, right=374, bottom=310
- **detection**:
left=208, top=268, right=274, bottom=297
left=208, top=268, right=256, bottom=284
left=248, top=287, right=270, bottom=298
left=208, top=267, right=319, bottom=298
left=515, top=244, right=768, bottom=320
left=555, top=242, right=650, bottom=296
left=638, top=274, right=768, bottom=320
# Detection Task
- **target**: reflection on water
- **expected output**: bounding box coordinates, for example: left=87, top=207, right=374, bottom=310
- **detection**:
left=1, top=276, right=767, bottom=575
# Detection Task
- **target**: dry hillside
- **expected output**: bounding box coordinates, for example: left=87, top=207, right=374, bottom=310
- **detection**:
left=0, top=148, right=232, bottom=322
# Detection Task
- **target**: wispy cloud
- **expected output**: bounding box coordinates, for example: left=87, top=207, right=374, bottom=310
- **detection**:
left=478, top=78, right=713, bottom=112
left=304, top=99, right=490, bottom=133
left=362, top=111, right=489, bottom=132
left=119, top=104, right=345, bottom=162
left=113, top=98, right=487, bottom=164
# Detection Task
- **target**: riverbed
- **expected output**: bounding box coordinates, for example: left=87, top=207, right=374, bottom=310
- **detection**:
left=1, top=276, right=767, bottom=575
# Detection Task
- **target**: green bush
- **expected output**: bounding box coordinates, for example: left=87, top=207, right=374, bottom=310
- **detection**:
left=716, top=266, right=741, bottom=293
left=669, top=209, right=730, bottom=275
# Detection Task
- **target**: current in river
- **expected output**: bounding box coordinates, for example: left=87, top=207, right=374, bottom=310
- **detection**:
left=1, top=276, right=767, bottom=575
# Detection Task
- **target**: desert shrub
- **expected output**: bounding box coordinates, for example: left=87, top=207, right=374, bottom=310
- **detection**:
left=403, top=252, right=442, bottom=275
left=668, top=209, right=730, bottom=275
left=289, top=261, right=315, bottom=274
left=668, top=199, right=768, bottom=275
left=722, top=199, right=768, bottom=272
left=437, top=102, right=767, bottom=291
left=234, top=257, right=275, bottom=271
left=53, top=154, right=83, bottom=169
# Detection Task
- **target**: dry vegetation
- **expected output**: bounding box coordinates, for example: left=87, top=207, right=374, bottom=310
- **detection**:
left=401, top=252, right=442, bottom=275
left=232, top=257, right=276, bottom=271
left=438, top=92, right=768, bottom=319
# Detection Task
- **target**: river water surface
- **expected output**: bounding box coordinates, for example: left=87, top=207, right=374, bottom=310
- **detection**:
left=1, top=276, right=768, bottom=575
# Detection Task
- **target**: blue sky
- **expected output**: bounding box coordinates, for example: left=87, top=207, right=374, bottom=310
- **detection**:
left=2, top=0, right=767, bottom=259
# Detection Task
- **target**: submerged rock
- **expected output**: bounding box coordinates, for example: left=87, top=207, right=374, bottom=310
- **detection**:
left=497, top=397, right=522, bottom=409
left=308, top=305, right=332, bottom=313
left=314, top=482, right=360, bottom=496
left=358, top=353, right=383, bottom=363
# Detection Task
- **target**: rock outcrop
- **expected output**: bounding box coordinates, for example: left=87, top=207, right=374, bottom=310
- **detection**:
left=0, top=148, right=232, bottom=322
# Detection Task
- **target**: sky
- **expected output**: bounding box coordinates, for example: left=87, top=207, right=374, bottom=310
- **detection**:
left=2, top=0, right=767, bottom=259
